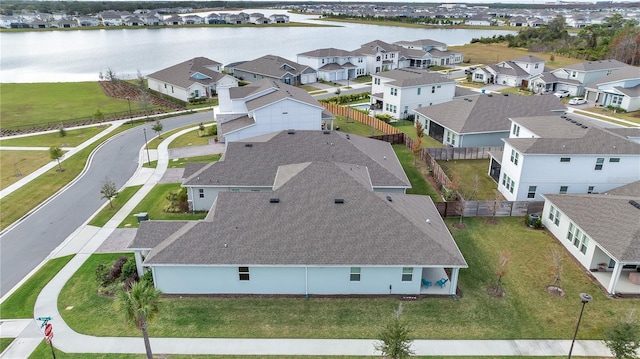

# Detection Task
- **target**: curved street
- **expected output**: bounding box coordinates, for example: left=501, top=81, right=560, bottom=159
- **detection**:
left=0, top=112, right=211, bottom=297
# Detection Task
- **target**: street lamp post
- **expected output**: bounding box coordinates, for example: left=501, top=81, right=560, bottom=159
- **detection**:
left=567, top=293, right=593, bottom=359
left=143, top=128, right=151, bottom=166
left=126, top=97, right=133, bottom=126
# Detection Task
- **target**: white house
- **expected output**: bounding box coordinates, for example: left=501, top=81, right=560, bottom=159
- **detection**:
left=370, top=68, right=456, bottom=120
left=231, top=55, right=317, bottom=85
left=493, top=114, right=640, bottom=201
left=354, top=40, right=401, bottom=75
left=584, top=65, right=640, bottom=111
left=216, top=79, right=331, bottom=143
left=146, top=57, right=238, bottom=102
left=394, top=39, right=464, bottom=68
left=129, top=159, right=466, bottom=296
left=530, top=59, right=627, bottom=97
left=414, top=94, right=566, bottom=147
left=541, top=181, right=640, bottom=295
left=297, top=48, right=366, bottom=82
left=471, top=55, right=545, bottom=87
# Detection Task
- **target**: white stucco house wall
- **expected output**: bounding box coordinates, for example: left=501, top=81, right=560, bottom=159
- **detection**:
left=128, top=160, right=466, bottom=296
left=370, top=68, right=456, bottom=120
left=541, top=181, right=640, bottom=295
left=493, top=115, right=640, bottom=201
left=146, top=57, right=238, bottom=102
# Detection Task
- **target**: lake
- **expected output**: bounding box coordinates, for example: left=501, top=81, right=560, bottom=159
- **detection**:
left=0, top=10, right=516, bottom=83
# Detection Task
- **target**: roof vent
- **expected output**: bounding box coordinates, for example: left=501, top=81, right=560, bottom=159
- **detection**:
left=581, top=125, right=588, bottom=129
left=503, top=93, right=509, bottom=96
left=570, top=120, right=577, bottom=123
left=346, top=134, right=350, bottom=140
left=334, top=198, right=344, bottom=204
left=287, top=129, right=295, bottom=134
left=386, top=195, right=393, bottom=202
left=487, top=94, right=493, bottom=97
left=269, top=198, right=280, bottom=203
left=629, top=200, right=640, bottom=210
left=323, top=130, right=331, bottom=134
left=245, top=143, right=253, bottom=147
left=561, top=115, right=566, bottom=119
left=565, top=117, right=571, bottom=121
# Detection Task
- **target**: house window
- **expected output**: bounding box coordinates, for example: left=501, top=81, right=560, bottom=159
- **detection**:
left=402, top=267, right=413, bottom=282
left=417, top=88, right=421, bottom=95
left=510, top=149, right=519, bottom=165
left=350, top=267, right=361, bottom=282
left=474, top=73, right=483, bottom=80
left=171, top=86, right=174, bottom=93
left=390, top=88, right=397, bottom=96
left=580, top=235, right=589, bottom=254
left=573, top=227, right=582, bottom=248
left=587, top=186, right=595, bottom=194
left=567, top=223, right=575, bottom=242
left=238, top=267, right=250, bottom=281
left=571, top=71, right=577, bottom=78
left=560, top=186, right=568, bottom=194
left=502, top=173, right=507, bottom=186
left=594, top=158, right=604, bottom=170
left=512, top=124, right=520, bottom=136
left=164, top=84, right=167, bottom=89
left=450, top=133, right=456, bottom=146
left=510, top=179, right=515, bottom=193
left=358, top=57, right=363, bottom=63
left=431, top=86, right=435, bottom=93
left=376, top=56, right=381, bottom=62
left=527, top=186, right=537, bottom=199
left=560, top=157, right=571, bottom=163
left=611, top=96, right=622, bottom=105
left=199, top=189, right=204, bottom=198
left=535, top=63, right=539, bottom=69
left=385, top=103, right=389, bottom=111
left=374, top=78, right=380, bottom=85
left=609, top=158, right=620, bottom=163
left=549, top=206, right=561, bottom=226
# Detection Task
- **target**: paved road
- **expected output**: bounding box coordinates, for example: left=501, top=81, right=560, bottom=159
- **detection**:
left=0, top=113, right=210, bottom=297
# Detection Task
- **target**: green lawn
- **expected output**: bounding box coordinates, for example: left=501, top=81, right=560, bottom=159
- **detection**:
left=143, top=154, right=221, bottom=169
left=118, top=183, right=207, bottom=228
left=0, top=150, right=52, bottom=190
left=0, top=125, right=109, bottom=147
left=437, top=159, right=498, bottom=200
left=59, top=218, right=639, bottom=340
left=333, top=116, right=385, bottom=137
left=0, top=124, right=137, bottom=231
left=0, top=255, right=74, bottom=318
left=0, top=338, right=14, bottom=353
left=146, top=123, right=203, bottom=149
left=390, top=120, right=444, bottom=148
left=0, top=83, right=136, bottom=129
left=393, top=145, right=441, bottom=202
left=168, top=127, right=216, bottom=149
left=87, top=185, right=143, bottom=227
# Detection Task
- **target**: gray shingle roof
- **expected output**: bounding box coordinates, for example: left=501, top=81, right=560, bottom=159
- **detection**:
left=614, top=84, right=640, bottom=97
left=145, top=162, right=467, bottom=267
left=505, top=115, right=640, bottom=155
left=544, top=192, right=640, bottom=262
left=234, top=54, right=313, bottom=79
left=394, top=39, right=446, bottom=48
left=127, top=221, right=190, bottom=249
left=488, top=62, right=530, bottom=77
left=218, top=115, right=255, bottom=135
left=512, top=55, right=545, bottom=63
left=242, top=79, right=323, bottom=112
left=587, top=65, right=640, bottom=88
left=376, top=68, right=454, bottom=87
left=183, top=130, right=410, bottom=188
left=297, top=48, right=355, bottom=57
left=146, top=57, right=227, bottom=89
left=605, top=180, right=640, bottom=197
left=413, top=94, right=566, bottom=134
left=563, top=59, right=627, bottom=72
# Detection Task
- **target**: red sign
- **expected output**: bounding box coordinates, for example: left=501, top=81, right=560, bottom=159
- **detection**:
left=44, top=323, right=52, bottom=337
left=45, top=332, right=53, bottom=344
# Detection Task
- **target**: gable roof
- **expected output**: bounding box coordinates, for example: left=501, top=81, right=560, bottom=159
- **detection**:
left=506, top=115, right=640, bottom=155
left=375, top=68, right=454, bottom=87
left=394, top=39, right=446, bottom=48
left=146, top=57, right=228, bottom=89
left=183, top=130, right=410, bottom=188
left=232, top=78, right=323, bottom=112
left=356, top=40, right=401, bottom=55
left=298, top=48, right=355, bottom=58
left=234, top=55, right=313, bottom=79
left=414, top=94, right=565, bottom=134
left=587, top=65, right=640, bottom=88
left=544, top=190, right=640, bottom=262
left=512, top=55, right=545, bottom=63
left=563, top=59, right=627, bottom=72
left=488, top=62, right=530, bottom=77
left=141, top=162, right=467, bottom=267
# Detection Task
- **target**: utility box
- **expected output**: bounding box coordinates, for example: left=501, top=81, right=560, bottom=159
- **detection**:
left=137, top=212, right=149, bottom=223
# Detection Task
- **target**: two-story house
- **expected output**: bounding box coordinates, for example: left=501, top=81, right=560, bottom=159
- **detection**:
left=394, top=39, right=463, bottom=68
left=296, top=48, right=366, bottom=82
left=354, top=40, right=401, bottom=75
left=492, top=114, right=640, bottom=201
left=530, top=59, right=627, bottom=97
left=370, top=68, right=456, bottom=120
left=471, top=55, right=545, bottom=88
left=146, top=57, right=238, bottom=102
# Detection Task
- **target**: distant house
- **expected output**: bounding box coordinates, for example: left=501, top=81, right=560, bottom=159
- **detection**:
left=231, top=55, right=317, bottom=85
left=76, top=16, right=99, bottom=27
left=530, top=59, right=627, bottom=97
left=100, top=13, right=124, bottom=26
left=394, top=39, right=463, bottom=67
left=414, top=94, right=565, bottom=147
left=354, top=40, right=401, bottom=75
left=471, top=55, right=545, bottom=88
left=492, top=114, right=640, bottom=201
left=541, top=181, right=640, bottom=295
left=182, top=14, right=204, bottom=25
left=53, top=18, right=77, bottom=28
left=0, top=15, right=21, bottom=28
left=584, top=65, right=640, bottom=111
left=146, top=57, right=238, bottom=102
left=296, top=48, right=366, bottom=82
left=124, top=16, right=144, bottom=26
left=465, top=15, right=491, bottom=26
left=216, top=79, right=332, bottom=143
left=128, top=134, right=465, bottom=296
left=205, top=13, right=225, bottom=24
left=164, top=15, right=183, bottom=25
left=269, top=14, right=290, bottom=23
left=370, top=68, right=456, bottom=120
left=27, top=18, right=49, bottom=28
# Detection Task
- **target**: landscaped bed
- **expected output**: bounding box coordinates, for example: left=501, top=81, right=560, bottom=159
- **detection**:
left=58, top=218, right=639, bottom=340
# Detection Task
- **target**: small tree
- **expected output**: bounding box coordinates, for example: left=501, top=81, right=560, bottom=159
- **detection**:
left=59, top=125, right=67, bottom=137
left=49, top=146, right=64, bottom=172
left=496, top=250, right=510, bottom=290
left=414, top=120, right=424, bottom=138
left=100, top=179, right=118, bottom=209
left=105, top=66, right=118, bottom=82
left=549, top=249, right=563, bottom=287
left=375, top=305, right=414, bottom=359
left=116, top=281, right=162, bottom=359
left=604, top=313, right=640, bottom=359
left=152, top=119, right=163, bottom=139
left=411, top=137, right=422, bottom=165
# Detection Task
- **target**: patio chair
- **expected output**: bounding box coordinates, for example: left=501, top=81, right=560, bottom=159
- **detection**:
left=421, top=278, right=432, bottom=288
left=436, top=278, right=448, bottom=288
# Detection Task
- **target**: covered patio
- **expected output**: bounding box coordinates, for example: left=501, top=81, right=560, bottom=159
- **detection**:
left=420, top=267, right=459, bottom=295
left=591, top=269, right=640, bottom=295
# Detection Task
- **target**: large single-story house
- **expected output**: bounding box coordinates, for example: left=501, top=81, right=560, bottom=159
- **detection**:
left=413, top=94, right=566, bottom=147
left=530, top=59, right=627, bottom=97
left=471, top=55, right=545, bottom=88
left=229, top=55, right=317, bottom=85
left=215, top=79, right=333, bottom=143
left=541, top=181, right=640, bottom=295
left=129, top=160, right=467, bottom=296
left=584, top=65, right=640, bottom=112
left=146, top=57, right=238, bottom=102
left=182, top=130, right=411, bottom=210
left=492, top=114, right=640, bottom=201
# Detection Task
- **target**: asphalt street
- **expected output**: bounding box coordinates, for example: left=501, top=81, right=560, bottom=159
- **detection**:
left=0, top=112, right=211, bottom=297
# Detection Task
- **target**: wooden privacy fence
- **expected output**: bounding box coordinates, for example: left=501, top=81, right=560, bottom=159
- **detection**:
left=321, top=103, right=402, bottom=135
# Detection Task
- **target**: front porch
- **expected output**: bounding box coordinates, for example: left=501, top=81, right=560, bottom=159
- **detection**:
left=420, top=268, right=457, bottom=295
left=591, top=269, right=640, bottom=295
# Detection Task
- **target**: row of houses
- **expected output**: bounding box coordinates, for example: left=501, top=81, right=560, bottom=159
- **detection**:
left=0, top=11, right=290, bottom=28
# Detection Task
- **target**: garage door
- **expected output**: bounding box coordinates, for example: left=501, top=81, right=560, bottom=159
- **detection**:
left=301, top=73, right=317, bottom=84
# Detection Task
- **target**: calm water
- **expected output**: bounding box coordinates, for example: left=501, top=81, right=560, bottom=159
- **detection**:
left=0, top=10, right=515, bottom=83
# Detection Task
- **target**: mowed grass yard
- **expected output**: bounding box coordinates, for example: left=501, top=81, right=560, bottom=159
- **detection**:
left=0, top=83, right=135, bottom=129
left=438, top=159, right=499, bottom=200
left=449, top=43, right=584, bottom=70
left=59, top=217, right=639, bottom=340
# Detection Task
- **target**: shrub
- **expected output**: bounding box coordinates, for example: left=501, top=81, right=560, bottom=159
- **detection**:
left=95, top=264, right=112, bottom=287
left=141, top=270, right=154, bottom=286
left=375, top=114, right=394, bottom=123
left=121, top=260, right=139, bottom=282
left=109, top=256, right=128, bottom=283
left=58, top=126, right=67, bottom=137
left=207, top=124, right=217, bottom=136
left=524, top=214, right=531, bottom=227
left=93, top=109, right=105, bottom=120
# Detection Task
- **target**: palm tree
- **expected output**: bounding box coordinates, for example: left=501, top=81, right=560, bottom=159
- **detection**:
left=116, top=281, right=161, bottom=359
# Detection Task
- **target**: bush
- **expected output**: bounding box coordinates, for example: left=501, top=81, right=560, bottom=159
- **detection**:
left=375, top=114, right=394, bottom=123
left=109, top=256, right=128, bottom=283
left=121, top=260, right=139, bottom=282
left=59, top=126, right=67, bottom=137
left=141, top=270, right=154, bottom=286
left=207, top=124, right=217, bottom=136
left=95, top=264, right=112, bottom=287
left=93, top=109, right=105, bottom=120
